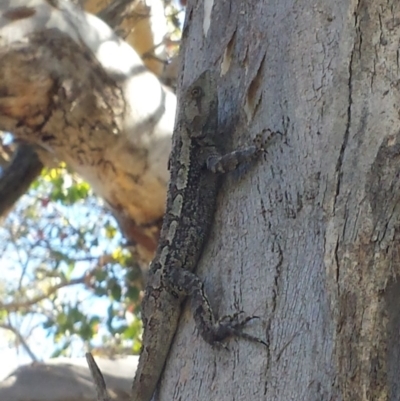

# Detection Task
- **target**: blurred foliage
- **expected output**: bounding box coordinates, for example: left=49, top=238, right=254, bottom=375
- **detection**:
left=0, top=163, right=144, bottom=360
left=0, top=0, right=186, bottom=363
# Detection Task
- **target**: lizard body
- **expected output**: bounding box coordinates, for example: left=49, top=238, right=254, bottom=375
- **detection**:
left=130, top=70, right=222, bottom=401
left=87, top=70, right=268, bottom=401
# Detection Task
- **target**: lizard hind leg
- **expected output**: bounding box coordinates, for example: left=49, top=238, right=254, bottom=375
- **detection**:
left=166, top=267, right=266, bottom=347
left=213, top=313, right=268, bottom=347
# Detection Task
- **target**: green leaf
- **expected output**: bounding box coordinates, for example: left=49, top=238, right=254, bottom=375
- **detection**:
left=126, top=286, right=140, bottom=302
left=110, top=283, right=122, bottom=302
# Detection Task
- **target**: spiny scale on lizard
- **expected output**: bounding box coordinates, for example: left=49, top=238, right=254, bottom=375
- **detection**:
left=87, top=70, right=274, bottom=401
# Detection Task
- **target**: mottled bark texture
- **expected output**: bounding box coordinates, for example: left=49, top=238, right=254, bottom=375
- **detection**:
left=155, top=0, right=400, bottom=400
left=0, top=0, right=176, bottom=261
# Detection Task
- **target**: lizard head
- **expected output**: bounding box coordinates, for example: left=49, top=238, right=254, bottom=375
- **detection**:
left=182, top=70, right=218, bottom=139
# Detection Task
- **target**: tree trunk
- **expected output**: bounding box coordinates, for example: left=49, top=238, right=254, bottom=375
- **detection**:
left=157, top=0, right=400, bottom=400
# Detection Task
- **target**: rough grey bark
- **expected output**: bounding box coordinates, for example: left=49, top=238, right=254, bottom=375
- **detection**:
left=155, top=0, right=400, bottom=400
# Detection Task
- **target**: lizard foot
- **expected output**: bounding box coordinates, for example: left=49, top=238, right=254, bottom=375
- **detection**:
left=210, top=311, right=267, bottom=349
left=253, top=128, right=282, bottom=153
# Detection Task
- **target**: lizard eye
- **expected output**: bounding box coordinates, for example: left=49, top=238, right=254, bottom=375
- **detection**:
left=191, top=87, right=202, bottom=98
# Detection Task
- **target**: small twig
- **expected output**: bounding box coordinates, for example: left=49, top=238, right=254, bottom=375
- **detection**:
left=0, top=276, right=86, bottom=312
left=85, top=352, right=111, bottom=401
left=0, top=323, right=38, bottom=361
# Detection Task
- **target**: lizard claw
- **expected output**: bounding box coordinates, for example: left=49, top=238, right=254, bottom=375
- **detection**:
left=254, top=128, right=282, bottom=153
left=212, top=341, right=230, bottom=351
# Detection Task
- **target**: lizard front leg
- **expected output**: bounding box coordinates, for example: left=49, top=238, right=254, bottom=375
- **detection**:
left=206, top=131, right=272, bottom=174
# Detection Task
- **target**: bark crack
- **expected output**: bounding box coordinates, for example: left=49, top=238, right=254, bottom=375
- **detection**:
left=334, top=48, right=354, bottom=210
left=332, top=4, right=361, bottom=302
left=333, top=3, right=361, bottom=211
left=264, top=240, right=283, bottom=396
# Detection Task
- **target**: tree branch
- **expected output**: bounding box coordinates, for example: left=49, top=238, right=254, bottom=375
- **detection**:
left=0, top=0, right=176, bottom=263
left=0, top=145, right=43, bottom=219
left=0, top=275, right=87, bottom=313
left=0, top=323, right=38, bottom=362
